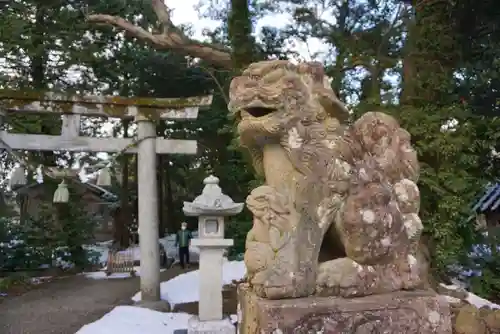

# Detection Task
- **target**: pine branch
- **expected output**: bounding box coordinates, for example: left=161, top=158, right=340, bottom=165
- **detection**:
left=86, top=0, right=232, bottom=69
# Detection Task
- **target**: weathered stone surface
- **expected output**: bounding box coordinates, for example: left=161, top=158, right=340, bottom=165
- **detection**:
left=452, top=304, right=500, bottom=334
left=229, top=60, right=426, bottom=299
left=238, top=284, right=452, bottom=334
left=187, top=315, right=236, bottom=334
left=0, top=89, right=213, bottom=119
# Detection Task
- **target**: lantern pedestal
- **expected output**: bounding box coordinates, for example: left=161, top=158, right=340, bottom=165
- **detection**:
left=191, top=238, right=234, bottom=322
left=187, top=238, right=236, bottom=334
left=187, top=316, right=235, bottom=334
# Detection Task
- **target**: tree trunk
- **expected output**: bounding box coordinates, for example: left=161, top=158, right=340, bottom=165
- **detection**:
left=329, top=0, right=350, bottom=100
left=157, top=155, right=165, bottom=238
left=114, top=120, right=131, bottom=248
left=227, top=0, right=256, bottom=70
left=359, top=66, right=382, bottom=107
left=164, top=158, right=175, bottom=233
left=401, top=0, right=458, bottom=106
left=400, top=12, right=417, bottom=105
left=155, top=119, right=167, bottom=238
left=30, top=3, right=58, bottom=167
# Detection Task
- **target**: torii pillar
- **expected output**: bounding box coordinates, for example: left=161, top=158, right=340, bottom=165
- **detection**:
left=136, top=112, right=160, bottom=300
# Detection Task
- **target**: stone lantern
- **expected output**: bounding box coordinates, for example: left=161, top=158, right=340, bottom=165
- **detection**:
left=183, top=175, right=244, bottom=334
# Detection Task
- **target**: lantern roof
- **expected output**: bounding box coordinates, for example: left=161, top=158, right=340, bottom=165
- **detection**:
left=183, top=175, right=244, bottom=216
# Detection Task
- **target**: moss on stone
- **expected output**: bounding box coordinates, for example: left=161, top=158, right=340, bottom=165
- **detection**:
left=0, top=90, right=213, bottom=119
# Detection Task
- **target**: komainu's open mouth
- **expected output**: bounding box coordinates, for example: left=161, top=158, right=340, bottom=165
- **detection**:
left=243, top=107, right=276, bottom=118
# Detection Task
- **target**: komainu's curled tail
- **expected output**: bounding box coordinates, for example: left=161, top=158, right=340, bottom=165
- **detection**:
left=316, top=112, right=425, bottom=297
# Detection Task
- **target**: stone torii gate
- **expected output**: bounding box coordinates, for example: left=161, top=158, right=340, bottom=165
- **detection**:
left=0, top=90, right=212, bottom=302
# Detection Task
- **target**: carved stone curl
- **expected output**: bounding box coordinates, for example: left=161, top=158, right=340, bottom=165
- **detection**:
left=229, top=60, right=425, bottom=299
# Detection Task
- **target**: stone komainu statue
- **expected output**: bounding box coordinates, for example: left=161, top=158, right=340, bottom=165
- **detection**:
left=228, top=60, right=425, bottom=299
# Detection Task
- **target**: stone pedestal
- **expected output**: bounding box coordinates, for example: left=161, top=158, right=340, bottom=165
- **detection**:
left=191, top=238, right=233, bottom=321
left=187, top=315, right=236, bottom=334
left=237, top=283, right=453, bottom=334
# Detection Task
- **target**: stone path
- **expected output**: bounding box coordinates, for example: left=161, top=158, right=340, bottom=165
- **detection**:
left=0, top=268, right=189, bottom=334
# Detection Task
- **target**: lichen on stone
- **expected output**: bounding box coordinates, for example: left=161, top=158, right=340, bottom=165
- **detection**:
left=0, top=89, right=213, bottom=120
left=230, top=60, right=426, bottom=301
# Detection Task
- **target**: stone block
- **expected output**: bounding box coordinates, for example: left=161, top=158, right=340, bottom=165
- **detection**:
left=237, top=283, right=453, bottom=334
left=187, top=315, right=236, bottom=334
left=173, top=330, right=188, bottom=334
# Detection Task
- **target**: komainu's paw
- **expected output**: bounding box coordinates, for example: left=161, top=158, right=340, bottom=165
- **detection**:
left=315, top=256, right=422, bottom=297
left=316, top=258, right=369, bottom=297
left=249, top=238, right=314, bottom=299
left=252, top=270, right=300, bottom=300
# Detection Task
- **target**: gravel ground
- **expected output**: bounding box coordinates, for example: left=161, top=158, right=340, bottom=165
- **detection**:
left=0, top=267, right=192, bottom=334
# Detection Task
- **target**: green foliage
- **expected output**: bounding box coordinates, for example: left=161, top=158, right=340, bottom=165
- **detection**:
left=226, top=219, right=253, bottom=256
left=0, top=189, right=99, bottom=271
left=0, top=216, right=24, bottom=271
left=393, top=104, right=492, bottom=268
left=470, top=265, right=500, bottom=303
left=0, top=273, right=31, bottom=292
left=464, top=231, right=500, bottom=303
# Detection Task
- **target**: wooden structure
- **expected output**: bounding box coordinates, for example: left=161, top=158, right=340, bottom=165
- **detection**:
left=473, top=182, right=500, bottom=230
left=0, top=90, right=213, bottom=301
left=14, top=178, right=117, bottom=242
left=106, top=248, right=135, bottom=277
left=0, top=90, right=211, bottom=153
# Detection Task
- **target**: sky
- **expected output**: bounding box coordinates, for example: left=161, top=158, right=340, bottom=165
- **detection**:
left=167, top=0, right=330, bottom=61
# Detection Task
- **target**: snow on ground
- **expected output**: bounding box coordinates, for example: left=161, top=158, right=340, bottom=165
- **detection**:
left=83, top=232, right=201, bottom=268
left=467, top=291, right=500, bottom=309
left=440, top=283, right=500, bottom=309
left=30, top=276, right=54, bottom=285
left=76, top=306, right=193, bottom=334
left=18, top=232, right=201, bottom=271
left=76, top=261, right=243, bottom=334
left=84, top=241, right=113, bottom=266
left=131, top=260, right=246, bottom=307
left=84, top=266, right=166, bottom=280
left=76, top=306, right=238, bottom=334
